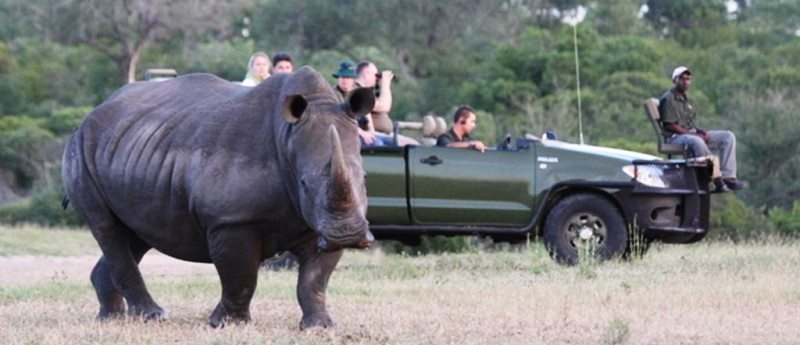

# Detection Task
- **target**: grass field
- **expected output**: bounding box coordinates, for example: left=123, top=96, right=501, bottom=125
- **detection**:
left=1, top=225, right=799, bottom=344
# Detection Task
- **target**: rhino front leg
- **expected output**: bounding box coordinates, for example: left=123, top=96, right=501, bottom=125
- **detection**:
left=208, top=228, right=262, bottom=328
left=295, top=245, right=343, bottom=330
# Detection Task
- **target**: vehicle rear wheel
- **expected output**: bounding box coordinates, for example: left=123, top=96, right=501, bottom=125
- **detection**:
left=261, top=251, right=298, bottom=271
left=543, top=193, right=627, bottom=265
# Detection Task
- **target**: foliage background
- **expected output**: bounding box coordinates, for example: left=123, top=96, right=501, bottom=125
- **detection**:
left=0, top=0, right=797, bottom=238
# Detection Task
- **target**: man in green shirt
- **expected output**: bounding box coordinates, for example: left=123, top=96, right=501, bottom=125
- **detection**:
left=659, top=66, right=746, bottom=193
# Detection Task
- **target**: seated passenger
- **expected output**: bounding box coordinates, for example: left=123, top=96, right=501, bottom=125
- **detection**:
left=660, top=66, right=746, bottom=193
left=241, top=52, right=271, bottom=86
left=356, top=61, right=418, bottom=147
left=327, top=60, right=389, bottom=147
left=437, top=106, right=486, bottom=152
left=272, top=52, right=294, bottom=74
left=331, top=60, right=358, bottom=101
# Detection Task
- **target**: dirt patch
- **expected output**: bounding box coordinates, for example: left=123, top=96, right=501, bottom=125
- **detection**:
left=0, top=252, right=218, bottom=287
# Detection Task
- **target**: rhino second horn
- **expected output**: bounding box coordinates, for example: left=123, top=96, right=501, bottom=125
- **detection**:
left=328, top=125, right=354, bottom=209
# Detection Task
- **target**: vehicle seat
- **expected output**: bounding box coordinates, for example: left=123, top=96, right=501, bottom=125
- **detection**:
left=420, top=115, right=447, bottom=146
left=393, top=115, right=447, bottom=146
left=644, top=98, right=686, bottom=158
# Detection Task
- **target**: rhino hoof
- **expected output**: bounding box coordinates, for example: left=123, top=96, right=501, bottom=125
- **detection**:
left=128, top=305, right=168, bottom=322
left=96, top=310, right=125, bottom=321
left=300, top=313, right=335, bottom=330
left=143, top=310, right=169, bottom=322
left=208, top=315, right=251, bottom=329
left=209, top=304, right=251, bottom=328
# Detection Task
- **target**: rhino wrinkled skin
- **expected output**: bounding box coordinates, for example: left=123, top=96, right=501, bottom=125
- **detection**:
left=61, top=67, right=375, bottom=329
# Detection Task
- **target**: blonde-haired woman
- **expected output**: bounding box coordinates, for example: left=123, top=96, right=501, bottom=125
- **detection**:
left=241, top=52, right=271, bottom=86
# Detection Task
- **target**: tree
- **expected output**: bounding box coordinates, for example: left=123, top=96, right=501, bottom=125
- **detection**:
left=727, top=90, right=800, bottom=210
left=31, top=0, right=252, bottom=84
left=587, top=0, right=651, bottom=36
left=0, top=42, right=25, bottom=115
left=644, top=0, right=729, bottom=46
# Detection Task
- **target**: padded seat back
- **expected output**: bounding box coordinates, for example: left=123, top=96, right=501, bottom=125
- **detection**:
left=644, top=98, right=686, bottom=157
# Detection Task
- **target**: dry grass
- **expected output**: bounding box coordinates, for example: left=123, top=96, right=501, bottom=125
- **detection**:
left=1, top=225, right=799, bottom=344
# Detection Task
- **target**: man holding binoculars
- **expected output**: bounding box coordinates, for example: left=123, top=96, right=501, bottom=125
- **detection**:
left=356, top=61, right=417, bottom=146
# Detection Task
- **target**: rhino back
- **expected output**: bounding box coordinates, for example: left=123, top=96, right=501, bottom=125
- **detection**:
left=71, top=74, right=297, bottom=256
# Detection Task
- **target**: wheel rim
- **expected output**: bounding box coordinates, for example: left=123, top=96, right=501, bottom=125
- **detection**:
left=563, top=212, right=607, bottom=252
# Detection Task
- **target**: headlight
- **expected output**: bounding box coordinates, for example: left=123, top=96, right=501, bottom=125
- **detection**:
left=622, top=164, right=667, bottom=188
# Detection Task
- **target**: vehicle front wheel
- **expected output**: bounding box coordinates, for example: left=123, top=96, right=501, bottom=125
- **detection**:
left=543, top=193, right=627, bottom=265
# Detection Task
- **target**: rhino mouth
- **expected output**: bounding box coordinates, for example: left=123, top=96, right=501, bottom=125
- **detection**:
left=316, top=229, right=374, bottom=251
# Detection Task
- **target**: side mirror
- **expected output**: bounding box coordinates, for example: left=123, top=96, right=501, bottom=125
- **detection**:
left=498, top=134, right=512, bottom=151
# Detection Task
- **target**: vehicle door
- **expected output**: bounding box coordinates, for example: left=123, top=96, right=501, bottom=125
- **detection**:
left=362, top=147, right=409, bottom=225
left=407, top=145, right=537, bottom=226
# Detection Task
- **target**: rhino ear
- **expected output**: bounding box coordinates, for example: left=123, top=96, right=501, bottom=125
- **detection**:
left=344, top=87, right=376, bottom=118
left=283, top=94, right=308, bottom=124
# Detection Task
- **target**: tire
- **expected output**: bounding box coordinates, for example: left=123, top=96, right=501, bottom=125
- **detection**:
left=543, top=193, right=627, bottom=265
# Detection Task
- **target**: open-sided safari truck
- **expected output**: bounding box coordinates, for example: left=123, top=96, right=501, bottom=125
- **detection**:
left=361, top=115, right=712, bottom=265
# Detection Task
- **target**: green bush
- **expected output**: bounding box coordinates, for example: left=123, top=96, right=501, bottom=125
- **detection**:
left=0, top=184, right=83, bottom=227
left=0, top=115, right=55, bottom=188
left=708, top=193, right=777, bottom=241
left=0, top=161, right=83, bottom=227
left=41, top=106, right=90, bottom=135
left=381, top=236, right=479, bottom=256
left=769, top=202, right=800, bottom=238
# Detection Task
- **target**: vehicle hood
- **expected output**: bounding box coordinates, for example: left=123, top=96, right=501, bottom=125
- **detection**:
left=541, top=139, right=661, bottom=162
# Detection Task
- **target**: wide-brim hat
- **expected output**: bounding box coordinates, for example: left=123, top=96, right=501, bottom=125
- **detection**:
left=333, top=60, right=358, bottom=78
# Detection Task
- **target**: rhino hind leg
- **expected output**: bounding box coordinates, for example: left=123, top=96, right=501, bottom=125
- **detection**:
left=89, top=222, right=166, bottom=321
left=207, top=227, right=262, bottom=328
left=124, top=235, right=166, bottom=321
left=91, top=234, right=155, bottom=319
left=91, top=256, right=126, bottom=319
left=294, top=243, right=343, bottom=330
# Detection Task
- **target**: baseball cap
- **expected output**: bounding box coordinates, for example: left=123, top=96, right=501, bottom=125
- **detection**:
left=671, top=66, right=691, bottom=81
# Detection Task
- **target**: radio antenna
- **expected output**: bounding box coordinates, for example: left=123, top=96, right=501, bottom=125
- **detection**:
left=572, top=23, right=584, bottom=145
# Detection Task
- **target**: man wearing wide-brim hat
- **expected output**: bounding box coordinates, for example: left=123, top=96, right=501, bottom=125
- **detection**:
left=331, top=60, right=391, bottom=147
left=332, top=60, right=358, bottom=102
left=659, top=66, right=747, bottom=193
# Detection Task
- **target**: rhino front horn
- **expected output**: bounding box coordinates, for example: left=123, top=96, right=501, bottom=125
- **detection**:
left=328, top=125, right=353, bottom=209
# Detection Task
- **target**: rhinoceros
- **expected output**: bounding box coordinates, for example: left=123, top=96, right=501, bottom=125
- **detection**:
left=61, top=67, right=375, bottom=329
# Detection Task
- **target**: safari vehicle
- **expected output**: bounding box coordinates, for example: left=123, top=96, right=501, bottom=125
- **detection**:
left=361, top=117, right=712, bottom=265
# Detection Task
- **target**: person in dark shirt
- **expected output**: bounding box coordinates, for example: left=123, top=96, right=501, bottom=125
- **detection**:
left=436, top=106, right=486, bottom=152
left=660, top=66, right=746, bottom=193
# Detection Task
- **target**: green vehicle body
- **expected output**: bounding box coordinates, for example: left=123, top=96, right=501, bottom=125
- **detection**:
left=361, top=136, right=712, bottom=261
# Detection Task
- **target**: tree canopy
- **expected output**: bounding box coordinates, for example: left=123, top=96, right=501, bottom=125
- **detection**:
left=1, top=0, right=799, bottom=212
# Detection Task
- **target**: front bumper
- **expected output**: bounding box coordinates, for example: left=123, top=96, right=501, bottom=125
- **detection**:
left=623, top=159, right=712, bottom=244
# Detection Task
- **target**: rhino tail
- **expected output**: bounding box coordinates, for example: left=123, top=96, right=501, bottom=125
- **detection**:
left=61, top=195, right=70, bottom=210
